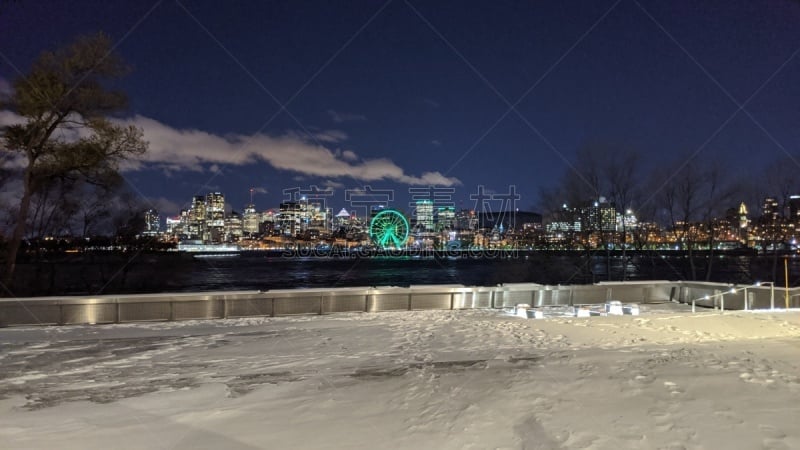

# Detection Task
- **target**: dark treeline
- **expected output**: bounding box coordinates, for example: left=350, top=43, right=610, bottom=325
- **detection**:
left=538, top=142, right=800, bottom=287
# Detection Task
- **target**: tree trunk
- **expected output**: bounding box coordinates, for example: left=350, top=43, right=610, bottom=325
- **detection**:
left=621, top=225, right=628, bottom=281
left=3, top=163, right=35, bottom=291
left=688, top=244, right=697, bottom=281
left=705, top=234, right=715, bottom=282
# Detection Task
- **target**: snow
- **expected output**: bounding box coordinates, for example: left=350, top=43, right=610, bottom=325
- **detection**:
left=2, top=304, right=800, bottom=449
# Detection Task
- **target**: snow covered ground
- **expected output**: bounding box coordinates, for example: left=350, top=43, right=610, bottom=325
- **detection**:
left=2, top=303, right=800, bottom=449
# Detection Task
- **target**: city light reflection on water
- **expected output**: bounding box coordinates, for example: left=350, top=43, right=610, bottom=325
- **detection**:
left=186, top=256, right=519, bottom=291
left=13, top=253, right=787, bottom=297
left=173, top=253, right=786, bottom=294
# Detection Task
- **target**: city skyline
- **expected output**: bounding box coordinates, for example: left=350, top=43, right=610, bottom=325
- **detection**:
left=139, top=184, right=800, bottom=228
left=133, top=186, right=800, bottom=254
left=3, top=1, right=800, bottom=218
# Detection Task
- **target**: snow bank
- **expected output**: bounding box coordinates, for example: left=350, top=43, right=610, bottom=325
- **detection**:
left=2, top=306, right=800, bottom=449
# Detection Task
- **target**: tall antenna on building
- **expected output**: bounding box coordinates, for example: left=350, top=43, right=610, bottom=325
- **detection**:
left=249, top=187, right=254, bottom=204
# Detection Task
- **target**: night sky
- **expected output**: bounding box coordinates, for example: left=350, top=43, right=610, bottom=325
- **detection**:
left=2, top=0, right=800, bottom=218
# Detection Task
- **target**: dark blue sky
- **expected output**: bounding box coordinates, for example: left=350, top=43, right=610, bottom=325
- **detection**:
left=3, top=0, right=800, bottom=217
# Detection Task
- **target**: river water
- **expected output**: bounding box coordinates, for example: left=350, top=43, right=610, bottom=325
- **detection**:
left=8, top=251, right=799, bottom=297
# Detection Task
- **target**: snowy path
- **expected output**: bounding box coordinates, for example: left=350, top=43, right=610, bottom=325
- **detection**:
left=2, top=306, right=800, bottom=449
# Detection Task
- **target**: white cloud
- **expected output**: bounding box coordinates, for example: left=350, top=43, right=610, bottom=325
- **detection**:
left=0, top=109, right=23, bottom=127
left=338, top=149, right=358, bottom=161
left=251, top=187, right=268, bottom=194
left=308, top=129, right=348, bottom=143
left=1, top=151, right=26, bottom=170
left=118, top=115, right=460, bottom=186
left=327, top=109, right=366, bottom=123
left=0, top=112, right=461, bottom=186
left=431, top=139, right=442, bottom=147
left=322, top=179, right=345, bottom=190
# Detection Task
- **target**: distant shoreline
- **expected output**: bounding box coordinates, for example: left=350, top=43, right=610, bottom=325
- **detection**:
left=175, top=247, right=762, bottom=258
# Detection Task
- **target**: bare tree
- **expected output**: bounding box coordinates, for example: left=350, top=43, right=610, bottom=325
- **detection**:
left=698, top=163, right=740, bottom=281
left=604, top=148, right=641, bottom=280
left=75, top=184, right=118, bottom=238
left=652, top=155, right=744, bottom=281
left=657, top=160, right=705, bottom=280
left=759, top=157, right=800, bottom=282
left=1, top=33, right=147, bottom=288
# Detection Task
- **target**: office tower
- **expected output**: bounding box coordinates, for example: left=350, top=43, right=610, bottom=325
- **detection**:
left=763, top=197, right=780, bottom=222
left=789, top=196, right=800, bottom=223
left=205, top=192, right=226, bottom=243
left=436, top=206, right=456, bottom=230
left=165, top=216, right=181, bottom=235
left=278, top=202, right=302, bottom=236
left=581, top=198, right=615, bottom=232
left=188, top=196, right=206, bottom=240
left=416, top=199, right=434, bottom=231
left=736, top=201, right=749, bottom=244
left=143, top=209, right=160, bottom=235
left=225, top=212, right=243, bottom=241
left=205, top=192, right=225, bottom=224
left=243, top=204, right=259, bottom=235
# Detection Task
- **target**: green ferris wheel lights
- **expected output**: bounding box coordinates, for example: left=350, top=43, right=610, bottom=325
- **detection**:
left=369, top=209, right=409, bottom=249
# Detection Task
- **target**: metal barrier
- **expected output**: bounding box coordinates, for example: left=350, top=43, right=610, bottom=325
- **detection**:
left=0, top=280, right=796, bottom=327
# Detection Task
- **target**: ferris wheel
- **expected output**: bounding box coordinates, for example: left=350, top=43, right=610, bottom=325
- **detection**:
left=369, top=209, right=409, bottom=249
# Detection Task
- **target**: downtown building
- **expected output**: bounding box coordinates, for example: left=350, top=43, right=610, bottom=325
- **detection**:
left=167, top=192, right=244, bottom=244
left=243, top=204, right=259, bottom=236
left=142, top=209, right=160, bottom=236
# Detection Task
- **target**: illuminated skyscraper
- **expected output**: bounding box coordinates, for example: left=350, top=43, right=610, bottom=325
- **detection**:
left=455, top=209, right=478, bottom=231
left=205, top=192, right=226, bottom=243
left=278, top=202, right=302, bottom=236
left=581, top=198, right=615, bottom=232
left=243, top=204, right=259, bottom=235
left=225, top=212, right=243, bottom=241
left=259, top=210, right=277, bottom=235
left=143, top=209, right=160, bottom=235
left=306, top=203, right=328, bottom=233
left=416, top=199, right=434, bottom=231
left=205, top=192, right=225, bottom=223
left=165, top=216, right=181, bottom=235
left=763, top=197, right=780, bottom=222
left=190, top=196, right=206, bottom=222
left=188, top=196, right=206, bottom=240
left=436, top=206, right=455, bottom=230
left=789, top=195, right=800, bottom=223
left=738, top=202, right=749, bottom=243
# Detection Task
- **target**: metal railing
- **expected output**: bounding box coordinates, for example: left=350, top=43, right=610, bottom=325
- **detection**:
left=0, top=280, right=795, bottom=327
